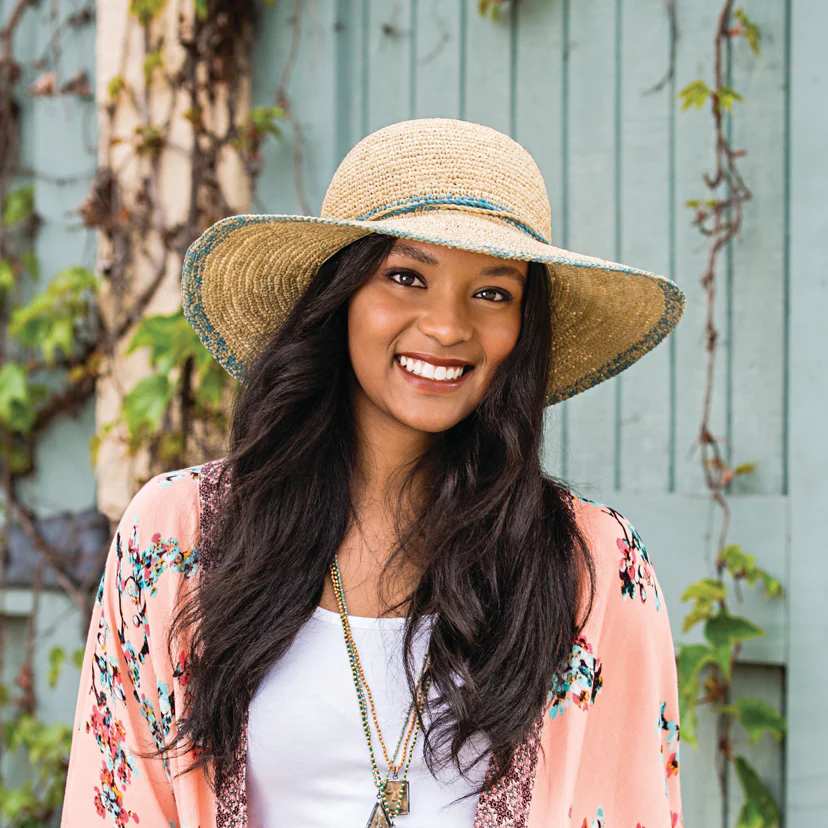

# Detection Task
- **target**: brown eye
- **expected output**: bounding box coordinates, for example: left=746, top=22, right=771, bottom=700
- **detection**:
left=387, top=270, right=426, bottom=288
left=475, top=288, right=512, bottom=302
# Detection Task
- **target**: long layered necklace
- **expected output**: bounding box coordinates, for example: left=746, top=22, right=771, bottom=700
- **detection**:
left=329, top=555, right=432, bottom=828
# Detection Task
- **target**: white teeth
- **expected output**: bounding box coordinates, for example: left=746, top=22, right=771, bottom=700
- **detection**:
left=396, top=355, right=468, bottom=382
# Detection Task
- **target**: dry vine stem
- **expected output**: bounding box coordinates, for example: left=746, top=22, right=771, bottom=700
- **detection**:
left=689, top=0, right=754, bottom=803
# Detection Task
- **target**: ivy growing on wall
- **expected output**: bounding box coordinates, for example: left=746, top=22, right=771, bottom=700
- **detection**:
left=674, top=4, right=785, bottom=827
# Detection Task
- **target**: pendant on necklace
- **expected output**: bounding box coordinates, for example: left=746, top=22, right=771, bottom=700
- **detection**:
left=385, top=780, right=410, bottom=815
left=365, top=780, right=410, bottom=827
left=366, top=799, right=392, bottom=828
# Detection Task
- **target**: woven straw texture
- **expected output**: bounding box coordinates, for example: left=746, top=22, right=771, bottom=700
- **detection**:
left=182, top=118, right=685, bottom=406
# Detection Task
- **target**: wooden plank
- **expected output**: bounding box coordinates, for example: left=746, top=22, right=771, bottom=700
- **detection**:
left=729, top=0, right=787, bottom=497
left=412, top=0, right=463, bottom=118
left=512, top=0, right=567, bottom=479
left=616, top=0, right=673, bottom=493
left=726, top=665, right=785, bottom=827
left=252, top=0, right=339, bottom=214
left=558, top=0, right=618, bottom=498
left=0, top=590, right=88, bottom=804
left=334, top=0, right=367, bottom=165
left=787, top=0, right=828, bottom=818
left=15, top=3, right=98, bottom=518
left=586, top=492, right=788, bottom=666
left=460, top=0, right=512, bottom=134
left=680, top=662, right=726, bottom=827
left=672, top=0, right=729, bottom=495
left=364, top=0, right=414, bottom=134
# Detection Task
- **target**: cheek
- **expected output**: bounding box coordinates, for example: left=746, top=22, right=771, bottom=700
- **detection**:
left=481, top=314, right=522, bottom=368
left=347, top=287, right=406, bottom=376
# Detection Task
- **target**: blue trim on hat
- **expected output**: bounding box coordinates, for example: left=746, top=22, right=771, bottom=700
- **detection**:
left=355, top=194, right=551, bottom=245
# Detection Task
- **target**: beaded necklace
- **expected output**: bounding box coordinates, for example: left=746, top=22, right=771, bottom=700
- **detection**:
left=329, top=555, right=432, bottom=828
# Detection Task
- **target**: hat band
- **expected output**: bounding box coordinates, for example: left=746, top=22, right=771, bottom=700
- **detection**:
left=355, top=195, right=551, bottom=245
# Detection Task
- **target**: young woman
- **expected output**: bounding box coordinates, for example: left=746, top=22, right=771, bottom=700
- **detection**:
left=61, top=118, right=685, bottom=828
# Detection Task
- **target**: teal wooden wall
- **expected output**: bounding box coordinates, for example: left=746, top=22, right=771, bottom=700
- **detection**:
left=5, top=0, right=827, bottom=825
left=251, top=1, right=810, bottom=825
left=0, top=0, right=98, bottom=818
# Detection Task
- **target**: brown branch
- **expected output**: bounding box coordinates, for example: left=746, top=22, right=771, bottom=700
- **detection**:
left=2, top=480, right=89, bottom=615
left=0, top=0, right=36, bottom=61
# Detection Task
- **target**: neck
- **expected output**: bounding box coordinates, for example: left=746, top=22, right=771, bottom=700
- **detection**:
left=317, top=381, right=435, bottom=618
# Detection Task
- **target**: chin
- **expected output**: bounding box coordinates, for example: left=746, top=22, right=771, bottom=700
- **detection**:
left=393, top=408, right=468, bottom=434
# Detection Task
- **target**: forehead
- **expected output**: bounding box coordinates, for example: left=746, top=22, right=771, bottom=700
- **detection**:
left=387, top=239, right=528, bottom=279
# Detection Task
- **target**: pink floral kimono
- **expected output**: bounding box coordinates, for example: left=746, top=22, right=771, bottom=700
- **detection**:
left=61, top=458, right=683, bottom=827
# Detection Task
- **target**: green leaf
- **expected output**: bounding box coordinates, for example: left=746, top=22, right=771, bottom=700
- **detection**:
left=676, top=79, right=711, bottom=110
left=676, top=644, right=717, bottom=746
left=0, top=259, right=14, bottom=296
left=107, top=74, right=126, bottom=101
left=2, top=185, right=35, bottom=227
left=129, top=0, right=165, bottom=25
left=21, top=251, right=39, bottom=282
left=681, top=577, right=726, bottom=633
left=721, top=698, right=786, bottom=745
left=196, top=365, right=225, bottom=408
left=758, top=571, right=784, bottom=600
left=47, top=646, right=66, bottom=689
left=195, top=0, right=208, bottom=19
left=735, top=8, right=762, bottom=57
left=705, top=611, right=764, bottom=650
left=143, top=49, right=164, bottom=87
left=682, top=604, right=716, bottom=634
left=718, top=545, right=784, bottom=599
left=682, top=577, right=727, bottom=603
left=122, top=373, right=174, bottom=437
left=716, top=85, right=744, bottom=112
left=0, top=363, right=35, bottom=433
left=734, top=756, right=781, bottom=828
left=9, top=266, right=99, bottom=364
left=72, top=648, right=85, bottom=669
left=127, top=311, right=203, bottom=374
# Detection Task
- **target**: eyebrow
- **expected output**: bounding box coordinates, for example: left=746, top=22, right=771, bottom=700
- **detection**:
left=389, top=241, right=527, bottom=286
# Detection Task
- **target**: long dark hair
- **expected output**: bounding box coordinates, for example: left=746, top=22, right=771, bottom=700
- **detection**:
left=157, top=232, right=596, bottom=797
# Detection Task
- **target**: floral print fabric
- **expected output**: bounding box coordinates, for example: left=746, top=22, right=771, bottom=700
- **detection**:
left=61, top=460, right=683, bottom=827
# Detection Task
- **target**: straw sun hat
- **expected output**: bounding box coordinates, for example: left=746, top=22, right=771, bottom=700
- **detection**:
left=181, top=117, right=685, bottom=406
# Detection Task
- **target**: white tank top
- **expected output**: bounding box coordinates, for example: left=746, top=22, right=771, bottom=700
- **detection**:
left=246, top=605, right=491, bottom=827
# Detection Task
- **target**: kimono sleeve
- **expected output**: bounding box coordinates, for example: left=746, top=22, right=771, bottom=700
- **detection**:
left=61, top=470, right=200, bottom=827
left=567, top=507, right=684, bottom=828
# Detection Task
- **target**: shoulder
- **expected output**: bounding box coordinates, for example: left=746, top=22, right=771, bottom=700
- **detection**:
left=102, top=461, right=223, bottom=603
left=566, top=492, right=664, bottom=622
left=119, top=463, right=203, bottom=535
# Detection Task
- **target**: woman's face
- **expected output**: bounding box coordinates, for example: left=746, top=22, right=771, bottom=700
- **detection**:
left=347, top=238, right=527, bottom=434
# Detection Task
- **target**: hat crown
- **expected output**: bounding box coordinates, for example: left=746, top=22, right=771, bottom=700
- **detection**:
left=320, top=118, right=553, bottom=245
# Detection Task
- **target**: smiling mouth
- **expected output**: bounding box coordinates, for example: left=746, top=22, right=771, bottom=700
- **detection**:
left=394, top=354, right=474, bottom=382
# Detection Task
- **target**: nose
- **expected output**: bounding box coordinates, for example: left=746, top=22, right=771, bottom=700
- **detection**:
left=416, top=293, right=474, bottom=347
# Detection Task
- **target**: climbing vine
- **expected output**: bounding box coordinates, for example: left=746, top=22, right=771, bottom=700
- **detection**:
left=675, top=4, right=785, bottom=827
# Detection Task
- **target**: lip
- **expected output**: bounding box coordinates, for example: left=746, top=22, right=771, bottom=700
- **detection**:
left=393, top=354, right=474, bottom=392
left=395, top=351, right=475, bottom=368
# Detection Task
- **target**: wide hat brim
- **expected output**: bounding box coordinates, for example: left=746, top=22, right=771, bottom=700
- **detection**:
left=181, top=207, right=685, bottom=406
